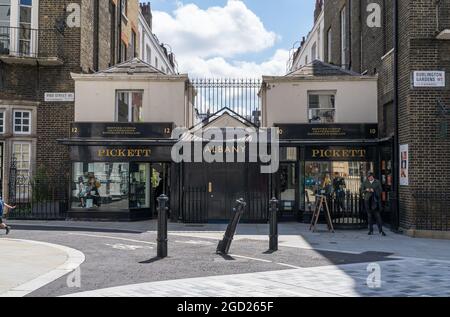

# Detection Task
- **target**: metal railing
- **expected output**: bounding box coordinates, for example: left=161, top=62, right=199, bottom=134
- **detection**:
left=188, top=78, right=262, bottom=126
left=0, top=26, right=64, bottom=60
left=329, top=192, right=367, bottom=229
left=7, top=159, right=69, bottom=220
left=412, top=192, right=449, bottom=231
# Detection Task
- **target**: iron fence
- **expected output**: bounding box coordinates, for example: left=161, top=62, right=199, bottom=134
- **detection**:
left=6, top=160, right=69, bottom=220
left=0, top=26, right=64, bottom=60
left=188, top=78, right=262, bottom=126
left=329, top=192, right=367, bottom=229
left=412, top=192, right=449, bottom=231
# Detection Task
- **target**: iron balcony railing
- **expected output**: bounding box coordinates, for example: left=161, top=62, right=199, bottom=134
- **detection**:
left=0, top=26, right=64, bottom=60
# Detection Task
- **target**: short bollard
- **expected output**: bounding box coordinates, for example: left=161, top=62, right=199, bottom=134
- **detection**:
left=216, top=198, right=247, bottom=255
left=157, top=194, right=169, bottom=258
left=269, top=197, right=279, bottom=252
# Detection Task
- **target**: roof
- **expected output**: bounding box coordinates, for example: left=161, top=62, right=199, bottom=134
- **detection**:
left=94, top=58, right=165, bottom=75
left=286, top=60, right=362, bottom=77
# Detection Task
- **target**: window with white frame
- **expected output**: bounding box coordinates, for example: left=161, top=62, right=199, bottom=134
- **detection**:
left=116, top=91, right=143, bottom=123
left=340, top=6, right=346, bottom=68
left=308, top=91, right=336, bottom=124
left=0, top=0, right=38, bottom=57
left=13, top=142, right=31, bottom=177
left=0, top=111, right=4, bottom=133
left=327, top=27, right=332, bottom=63
left=14, top=110, right=31, bottom=134
left=146, top=45, right=151, bottom=64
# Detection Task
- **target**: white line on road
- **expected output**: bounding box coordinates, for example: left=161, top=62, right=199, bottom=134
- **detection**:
left=68, top=233, right=157, bottom=245
left=229, top=254, right=272, bottom=263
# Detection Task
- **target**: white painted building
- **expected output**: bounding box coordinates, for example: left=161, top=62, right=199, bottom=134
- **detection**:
left=287, top=0, right=325, bottom=72
left=138, top=2, right=177, bottom=75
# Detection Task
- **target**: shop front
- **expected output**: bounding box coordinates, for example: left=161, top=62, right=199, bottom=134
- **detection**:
left=61, top=122, right=176, bottom=221
left=274, top=123, right=391, bottom=227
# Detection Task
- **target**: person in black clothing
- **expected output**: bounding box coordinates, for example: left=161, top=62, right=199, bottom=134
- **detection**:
left=333, top=173, right=346, bottom=212
left=362, top=173, right=386, bottom=236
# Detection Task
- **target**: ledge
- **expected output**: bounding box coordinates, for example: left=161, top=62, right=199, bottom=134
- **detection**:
left=0, top=55, right=64, bottom=66
left=436, top=29, right=450, bottom=40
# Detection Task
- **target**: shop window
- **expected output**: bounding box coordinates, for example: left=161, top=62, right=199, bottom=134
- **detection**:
left=116, top=91, right=143, bottom=123
left=280, top=163, right=297, bottom=211
left=13, top=110, right=31, bottom=134
left=13, top=142, right=31, bottom=177
left=72, top=162, right=152, bottom=210
left=0, top=111, right=4, bottom=133
left=308, top=92, right=335, bottom=123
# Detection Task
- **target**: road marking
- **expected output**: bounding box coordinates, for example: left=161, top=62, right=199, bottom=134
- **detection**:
left=229, top=254, right=272, bottom=263
left=105, top=243, right=153, bottom=251
left=175, top=240, right=214, bottom=246
left=276, top=263, right=303, bottom=269
left=68, top=233, right=157, bottom=245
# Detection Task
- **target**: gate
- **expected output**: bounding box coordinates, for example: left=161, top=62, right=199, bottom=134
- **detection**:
left=329, top=192, right=367, bottom=229
left=7, top=159, right=69, bottom=220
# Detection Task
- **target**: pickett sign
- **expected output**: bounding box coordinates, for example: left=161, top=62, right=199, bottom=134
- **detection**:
left=70, top=146, right=172, bottom=162
left=306, top=146, right=376, bottom=161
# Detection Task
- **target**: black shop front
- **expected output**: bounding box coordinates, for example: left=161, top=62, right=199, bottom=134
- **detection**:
left=61, top=122, right=177, bottom=221
left=273, top=124, right=394, bottom=225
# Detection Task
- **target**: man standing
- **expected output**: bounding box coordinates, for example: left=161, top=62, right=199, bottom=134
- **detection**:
left=0, top=198, right=16, bottom=235
left=362, top=173, right=386, bottom=236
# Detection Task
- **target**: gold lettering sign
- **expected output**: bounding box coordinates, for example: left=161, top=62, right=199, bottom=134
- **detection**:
left=97, top=149, right=152, bottom=158
left=311, top=149, right=366, bottom=159
left=204, top=146, right=246, bottom=154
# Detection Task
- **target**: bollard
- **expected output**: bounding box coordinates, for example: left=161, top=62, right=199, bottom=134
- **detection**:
left=216, top=198, right=247, bottom=255
left=157, top=194, right=169, bottom=258
left=269, top=197, right=279, bottom=252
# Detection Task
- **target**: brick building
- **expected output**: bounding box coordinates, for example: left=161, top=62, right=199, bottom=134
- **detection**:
left=292, top=0, right=450, bottom=236
left=0, top=0, right=142, bottom=200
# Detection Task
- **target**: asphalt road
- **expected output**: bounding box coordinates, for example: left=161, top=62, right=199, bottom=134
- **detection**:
left=3, top=226, right=395, bottom=297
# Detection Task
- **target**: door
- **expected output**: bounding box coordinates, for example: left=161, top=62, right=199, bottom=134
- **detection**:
left=207, top=163, right=247, bottom=221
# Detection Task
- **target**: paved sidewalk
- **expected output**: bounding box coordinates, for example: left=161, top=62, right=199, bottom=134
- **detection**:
left=0, top=238, right=85, bottom=297
left=67, top=258, right=450, bottom=297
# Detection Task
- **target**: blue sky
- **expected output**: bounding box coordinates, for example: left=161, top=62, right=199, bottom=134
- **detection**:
left=142, top=0, right=315, bottom=77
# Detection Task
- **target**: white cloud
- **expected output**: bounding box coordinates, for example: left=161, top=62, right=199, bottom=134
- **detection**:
left=178, top=49, right=290, bottom=78
left=153, top=0, right=278, bottom=59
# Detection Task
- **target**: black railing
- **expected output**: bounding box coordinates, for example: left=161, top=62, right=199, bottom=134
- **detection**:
left=329, top=192, right=367, bottom=229
left=0, top=26, right=64, bottom=60
left=7, top=160, right=69, bottom=220
left=412, top=192, right=449, bottom=231
left=188, top=78, right=262, bottom=126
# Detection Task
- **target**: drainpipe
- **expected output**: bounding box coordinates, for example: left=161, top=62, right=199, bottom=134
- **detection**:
left=392, top=0, right=400, bottom=231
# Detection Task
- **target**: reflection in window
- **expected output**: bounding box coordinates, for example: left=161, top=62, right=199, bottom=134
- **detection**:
left=117, top=91, right=143, bottom=122
left=72, top=163, right=130, bottom=210
left=130, top=163, right=150, bottom=209
left=308, top=92, right=335, bottom=123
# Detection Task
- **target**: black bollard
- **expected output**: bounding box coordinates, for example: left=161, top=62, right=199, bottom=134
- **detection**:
left=269, top=197, right=279, bottom=252
left=157, top=194, right=169, bottom=258
left=216, top=198, right=247, bottom=255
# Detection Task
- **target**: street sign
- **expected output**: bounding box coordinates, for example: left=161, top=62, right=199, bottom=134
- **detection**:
left=412, top=71, right=446, bottom=88
left=44, top=92, right=75, bottom=102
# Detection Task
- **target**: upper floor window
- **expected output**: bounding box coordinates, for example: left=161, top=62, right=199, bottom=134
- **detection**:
left=311, top=42, right=316, bottom=61
left=0, top=111, right=4, bottom=133
left=120, top=40, right=127, bottom=62
left=14, top=110, right=31, bottom=134
left=340, top=6, right=346, bottom=68
left=146, top=45, right=151, bottom=64
left=121, top=0, right=128, bottom=17
left=308, top=92, right=336, bottom=124
left=116, top=91, right=143, bottom=123
left=327, top=28, right=332, bottom=63
left=131, top=30, right=137, bottom=58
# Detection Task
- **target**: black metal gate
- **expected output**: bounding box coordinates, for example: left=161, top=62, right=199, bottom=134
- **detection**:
left=7, top=159, right=69, bottom=220
left=329, top=193, right=367, bottom=229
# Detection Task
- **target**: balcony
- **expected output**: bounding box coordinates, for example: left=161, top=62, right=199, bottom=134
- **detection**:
left=0, top=26, right=64, bottom=66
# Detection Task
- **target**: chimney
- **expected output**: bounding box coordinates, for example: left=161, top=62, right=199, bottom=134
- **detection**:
left=140, top=2, right=153, bottom=30
left=314, top=0, right=323, bottom=22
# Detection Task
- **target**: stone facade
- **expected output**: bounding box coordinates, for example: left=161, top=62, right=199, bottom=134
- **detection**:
left=324, top=0, right=450, bottom=232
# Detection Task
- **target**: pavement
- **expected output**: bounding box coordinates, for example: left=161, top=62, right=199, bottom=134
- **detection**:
left=2, top=220, right=450, bottom=297
left=0, top=238, right=85, bottom=297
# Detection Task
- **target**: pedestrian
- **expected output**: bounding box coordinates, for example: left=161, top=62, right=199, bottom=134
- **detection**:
left=0, top=198, right=16, bottom=235
left=333, top=173, right=346, bottom=212
left=362, top=173, right=386, bottom=236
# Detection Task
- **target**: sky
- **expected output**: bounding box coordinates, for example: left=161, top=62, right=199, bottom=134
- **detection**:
left=142, top=0, right=316, bottom=77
